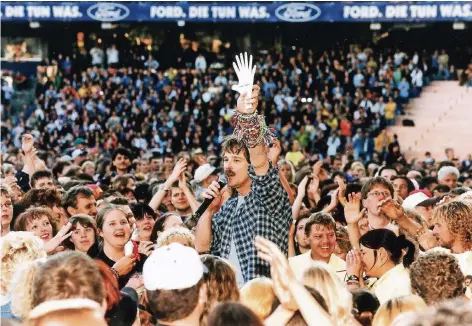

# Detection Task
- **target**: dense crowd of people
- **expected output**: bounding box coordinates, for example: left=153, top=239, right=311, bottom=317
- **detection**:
left=1, top=37, right=472, bottom=326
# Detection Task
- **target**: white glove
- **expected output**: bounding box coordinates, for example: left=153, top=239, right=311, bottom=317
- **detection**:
left=232, top=52, right=256, bottom=111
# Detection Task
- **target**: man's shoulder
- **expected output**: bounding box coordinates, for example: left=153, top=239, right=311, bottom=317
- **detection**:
left=289, top=251, right=311, bottom=266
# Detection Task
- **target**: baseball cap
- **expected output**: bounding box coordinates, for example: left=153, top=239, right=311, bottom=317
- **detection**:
left=60, top=155, right=73, bottom=162
left=402, top=192, right=430, bottom=210
left=74, top=138, right=85, bottom=146
left=194, top=163, right=217, bottom=183
left=191, top=148, right=204, bottom=157
left=72, top=149, right=87, bottom=160
left=143, top=243, right=204, bottom=291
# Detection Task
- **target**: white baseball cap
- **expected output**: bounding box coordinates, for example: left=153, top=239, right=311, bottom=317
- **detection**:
left=402, top=192, right=429, bottom=210
left=193, top=163, right=216, bottom=183
left=72, top=149, right=87, bottom=160
left=143, top=243, right=203, bottom=291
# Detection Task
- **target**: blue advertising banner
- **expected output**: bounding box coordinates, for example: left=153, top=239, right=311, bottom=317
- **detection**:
left=1, top=2, right=471, bottom=23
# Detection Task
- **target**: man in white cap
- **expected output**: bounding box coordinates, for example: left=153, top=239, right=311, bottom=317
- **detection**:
left=402, top=191, right=440, bottom=228
left=143, top=243, right=207, bottom=326
left=193, top=163, right=219, bottom=202
left=71, top=149, right=87, bottom=166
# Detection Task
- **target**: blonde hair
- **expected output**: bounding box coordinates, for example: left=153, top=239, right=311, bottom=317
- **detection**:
left=240, top=277, right=275, bottom=320
left=10, top=258, right=46, bottom=319
left=433, top=201, right=472, bottom=251
left=0, top=183, right=13, bottom=199
left=372, top=295, right=426, bottom=326
left=302, top=262, right=353, bottom=325
left=156, top=227, right=195, bottom=248
left=0, top=231, right=47, bottom=295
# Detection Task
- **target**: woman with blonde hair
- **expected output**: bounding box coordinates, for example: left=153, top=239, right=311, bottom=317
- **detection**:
left=0, top=232, right=47, bottom=319
left=302, top=262, right=355, bottom=325
left=240, top=277, right=275, bottom=321
left=200, top=254, right=240, bottom=325
left=372, top=295, right=426, bottom=326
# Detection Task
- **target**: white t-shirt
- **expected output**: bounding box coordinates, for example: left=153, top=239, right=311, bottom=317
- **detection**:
left=228, top=196, right=246, bottom=287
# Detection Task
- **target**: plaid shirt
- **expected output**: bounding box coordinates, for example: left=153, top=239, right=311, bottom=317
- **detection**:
left=210, top=164, right=292, bottom=282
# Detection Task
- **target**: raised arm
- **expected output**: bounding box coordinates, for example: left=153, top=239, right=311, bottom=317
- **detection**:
left=148, top=159, right=186, bottom=211
left=179, top=172, right=199, bottom=213
left=344, top=193, right=364, bottom=250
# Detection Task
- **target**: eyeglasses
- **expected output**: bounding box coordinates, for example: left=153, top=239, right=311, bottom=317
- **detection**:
left=0, top=202, right=12, bottom=208
left=367, top=191, right=391, bottom=198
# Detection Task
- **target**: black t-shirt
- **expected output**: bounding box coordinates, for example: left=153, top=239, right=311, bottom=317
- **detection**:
left=95, top=250, right=147, bottom=289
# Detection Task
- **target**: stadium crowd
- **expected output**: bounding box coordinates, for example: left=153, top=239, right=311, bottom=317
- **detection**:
left=1, top=36, right=472, bottom=326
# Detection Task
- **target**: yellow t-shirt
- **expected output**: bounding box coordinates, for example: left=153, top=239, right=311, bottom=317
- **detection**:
left=285, top=151, right=304, bottom=167
left=384, top=103, right=396, bottom=120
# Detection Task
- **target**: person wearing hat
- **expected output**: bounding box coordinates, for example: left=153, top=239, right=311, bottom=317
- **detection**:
left=143, top=243, right=207, bottom=326
left=72, top=149, right=88, bottom=166
left=191, top=148, right=207, bottom=167
left=193, top=163, right=219, bottom=202
left=402, top=191, right=439, bottom=228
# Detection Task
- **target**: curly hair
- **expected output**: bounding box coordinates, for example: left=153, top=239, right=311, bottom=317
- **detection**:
left=0, top=232, right=47, bottom=295
left=200, top=255, right=240, bottom=325
left=156, top=227, right=195, bottom=248
left=432, top=201, right=472, bottom=250
left=22, top=187, right=62, bottom=208
left=409, top=251, right=464, bottom=305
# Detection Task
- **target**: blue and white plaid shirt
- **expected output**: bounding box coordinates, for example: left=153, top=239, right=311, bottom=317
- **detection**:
left=210, top=164, right=292, bottom=282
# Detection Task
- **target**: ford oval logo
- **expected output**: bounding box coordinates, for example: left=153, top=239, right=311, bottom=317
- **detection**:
left=87, top=3, right=130, bottom=22
left=275, top=3, right=321, bottom=22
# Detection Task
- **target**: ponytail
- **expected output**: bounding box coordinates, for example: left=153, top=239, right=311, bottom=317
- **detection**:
left=359, top=229, right=416, bottom=268
left=396, top=234, right=415, bottom=268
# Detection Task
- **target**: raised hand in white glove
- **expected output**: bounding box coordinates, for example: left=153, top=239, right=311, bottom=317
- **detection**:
left=232, top=52, right=256, bottom=113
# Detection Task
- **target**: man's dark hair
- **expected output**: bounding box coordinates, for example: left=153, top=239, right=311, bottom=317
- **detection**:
left=30, top=170, right=54, bottom=188
left=52, top=161, right=71, bottom=179
left=112, top=147, right=132, bottom=161
left=221, top=135, right=250, bottom=163
left=98, top=189, right=123, bottom=201
left=147, top=279, right=204, bottom=323
left=391, top=175, right=416, bottom=195
left=62, top=186, right=94, bottom=215
left=109, top=197, right=130, bottom=206
left=305, top=212, right=336, bottom=236
left=76, top=173, right=95, bottom=183
left=433, top=184, right=451, bottom=194
left=438, top=161, right=455, bottom=169
left=361, top=176, right=394, bottom=200
left=22, top=188, right=62, bottom=208
left=420, top=176, right=438, bottom=189
left=130, top=203, right=156, bottom=221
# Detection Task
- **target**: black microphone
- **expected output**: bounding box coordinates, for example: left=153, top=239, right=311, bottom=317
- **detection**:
left=193, top=174, right=227, bottom=220
left=185, top=175, right=227, bottom=230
